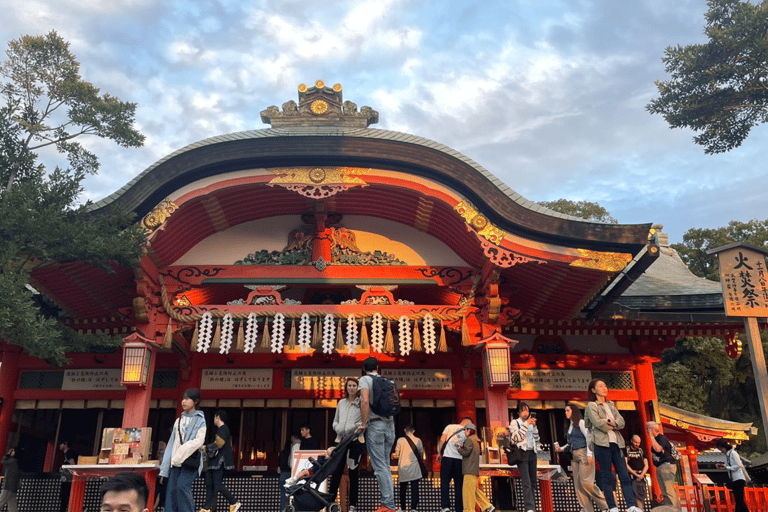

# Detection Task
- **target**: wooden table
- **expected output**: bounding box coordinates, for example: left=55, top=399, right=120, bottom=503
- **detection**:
left=62, top=463, right=159, bottom=512
left=480, top=463, right=565, bottom=512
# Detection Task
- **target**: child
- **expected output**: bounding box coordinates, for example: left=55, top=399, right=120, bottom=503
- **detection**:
left=284, top=446, right=335, bottom=487
left=457, top=424, right=495, bottom=512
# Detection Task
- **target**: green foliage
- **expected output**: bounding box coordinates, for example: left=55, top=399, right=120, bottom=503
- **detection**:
left=655, top=333, right=768, bottom=458
left=0, top=31, right=146, bottom=365
left=671, top=218, right=768, bottom=280
left=536, top=199, right=618, bottom=223
left=647, top=0, right=768, bottom=154
left=0, top=30, right=144, bottom=188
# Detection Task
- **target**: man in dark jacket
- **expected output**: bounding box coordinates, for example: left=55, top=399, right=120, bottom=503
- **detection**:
left=0, top=448, right=20, bottom=512
left=201, top=410, right=241, bottom=512
left=646, top=422, right=679, bottom=510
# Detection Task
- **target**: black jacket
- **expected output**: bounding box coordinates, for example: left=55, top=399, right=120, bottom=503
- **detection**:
left=1, top=454, right=20, bottom=492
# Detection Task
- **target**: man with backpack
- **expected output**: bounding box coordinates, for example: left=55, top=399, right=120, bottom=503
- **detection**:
left=357, top=357, right=398, bottom=512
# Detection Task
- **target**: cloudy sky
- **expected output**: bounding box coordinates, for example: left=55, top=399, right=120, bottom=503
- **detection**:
left=2, top=0, right=766, bottom=244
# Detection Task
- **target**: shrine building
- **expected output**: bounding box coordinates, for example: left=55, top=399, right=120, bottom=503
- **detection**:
left=0, top=81, right=755, bottom=503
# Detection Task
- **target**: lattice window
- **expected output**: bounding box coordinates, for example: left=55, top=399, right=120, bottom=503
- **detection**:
left=18, top=371, right=64, bottom=389
left=152, top=370, right=178, bottom=389
left=593, top=371, right=634, bottom=390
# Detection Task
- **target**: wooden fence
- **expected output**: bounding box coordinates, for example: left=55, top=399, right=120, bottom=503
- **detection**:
left=676, top=484, right=768, bottom=512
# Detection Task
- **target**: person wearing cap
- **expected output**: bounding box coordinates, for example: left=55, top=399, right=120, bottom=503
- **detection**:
left=457, top=423, right=494, bottom=512
left=159, top=388, right=207, bottom=512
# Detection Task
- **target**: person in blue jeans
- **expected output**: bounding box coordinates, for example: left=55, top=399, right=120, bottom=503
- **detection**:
left=585, top=379, right=642, bottom=512
left=160, top=388, right=207, bottom=512
left=357, top=357, right=396, bottom=512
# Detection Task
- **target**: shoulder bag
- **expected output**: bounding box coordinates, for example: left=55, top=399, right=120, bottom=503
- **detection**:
left=177, top=419, right=200, bottom=470
left=404, top=436, right=428, bottom=478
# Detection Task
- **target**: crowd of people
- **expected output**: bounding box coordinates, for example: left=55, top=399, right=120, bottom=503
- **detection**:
left=3, top=373, right=752, bottom=512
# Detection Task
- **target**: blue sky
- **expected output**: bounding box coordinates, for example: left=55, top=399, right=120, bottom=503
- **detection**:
left=2, top=0, right=766, bottom=243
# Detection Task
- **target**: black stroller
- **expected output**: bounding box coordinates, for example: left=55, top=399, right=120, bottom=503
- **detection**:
left=284, top=430, right=360, bottom=512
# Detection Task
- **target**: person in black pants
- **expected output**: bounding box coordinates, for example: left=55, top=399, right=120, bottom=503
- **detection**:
left=717, top=439, right=751, bottom=512
left=437, top=417, right=473, bottom=512
left=201, top=410, right=241, bottom=512
left=278, top=433, right=301, bottom=512
left=59, top=441, right=78, bottom=512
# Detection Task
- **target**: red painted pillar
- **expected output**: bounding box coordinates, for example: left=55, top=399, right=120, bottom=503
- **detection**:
left=635, top=358, right=661, bottom=501
left=0, top=348, right=21, bottom=454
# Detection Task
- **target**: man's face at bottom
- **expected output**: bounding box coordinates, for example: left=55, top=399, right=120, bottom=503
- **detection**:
left=100, top=489, right=148, bottom=512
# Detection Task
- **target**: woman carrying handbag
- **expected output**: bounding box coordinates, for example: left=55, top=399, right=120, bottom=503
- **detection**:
left=159, top=388, right=207, bottom=512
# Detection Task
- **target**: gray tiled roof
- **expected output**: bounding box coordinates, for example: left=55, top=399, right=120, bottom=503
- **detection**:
left=617, top=245, right=723, bottom=310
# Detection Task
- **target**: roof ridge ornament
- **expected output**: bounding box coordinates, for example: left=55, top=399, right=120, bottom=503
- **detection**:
left=260, top=80, right=379, bottom=128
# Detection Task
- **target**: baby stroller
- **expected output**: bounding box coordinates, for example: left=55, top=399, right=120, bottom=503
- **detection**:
left=284, top=430, right=359, bottom=512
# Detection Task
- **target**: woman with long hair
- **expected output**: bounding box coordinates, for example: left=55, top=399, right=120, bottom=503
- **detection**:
left=159, top=388, right=207, bottom=512
left=556, top=403, right=607, bottom=512
left=584, top=379, right=641, bottom=512
left=328, top=377, right=364, bottom=512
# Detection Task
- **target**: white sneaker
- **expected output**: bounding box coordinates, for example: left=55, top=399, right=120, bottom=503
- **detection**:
left=441, top=508, right=451, bottom=512
left=349, top=507, right=357, bottom=512
left=284, top=476, right=297, bottom=488
left=627, top=507, right=643, bottom=512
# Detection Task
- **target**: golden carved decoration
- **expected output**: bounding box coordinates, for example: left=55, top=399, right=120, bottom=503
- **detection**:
left=315, top=80, right=325, bottom=89
left=454, top=200, right=506, bottom=245
left=570, top=249, right=633, bottom=272
left=268, top=167, right=370, bottom=186
left=333, top=83, right=342, bottom=92
left=471, top=215, right=488, bottom=230
left=141, top=199, right=178, bottom=231
left=309, top=168, right=327, bottom=183
left=311, top=99, right=329, bottom=115
left=298, top=83, right=308, bottom=93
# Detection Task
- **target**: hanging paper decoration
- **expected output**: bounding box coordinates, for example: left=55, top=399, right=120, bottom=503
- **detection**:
left=163, top=318, right=173, bottom=349
left=298, top=313, right=312, bottom=353
left=346, top=314, right=358, bottom=354
left=384, top=319, right=394, bottom=353
left=259, top=317, right=271, bottom=351
left=359, top=318, right=369, bottom=351
left=287, top=320, right=297, bottom=351
left=220, top=314, right=234, bottom=354
left=197, top=312, right=214, bottom=353
left=412, top=320, right=422, bottom=352
left=244, top=313, right=259, bottom=353
left=423, top=313, right=436, bottom=354
left=371, top=313, right=384, bottom=352
left=191, top=320, right=200, bottom=352
left=236, top=319, right=245, bottom=352
left=437, top=320, right=448, bottom=352
left=271, top=313, right=286, bottom=353
left=322, top=314, right=336, bottom=354
left=398, top=316, right=412, bottom=356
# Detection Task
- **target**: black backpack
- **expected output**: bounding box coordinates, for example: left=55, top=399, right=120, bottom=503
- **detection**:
left=370, top=374, right=401, bottom=418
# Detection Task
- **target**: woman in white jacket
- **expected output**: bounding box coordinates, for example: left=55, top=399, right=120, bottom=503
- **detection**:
left=716, top=439, right=750, bottom=512
left=328, top=377, right=363, bottom=512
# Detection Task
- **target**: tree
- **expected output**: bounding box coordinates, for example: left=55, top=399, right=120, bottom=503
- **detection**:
left=537, top=199, right=618, bottom=223
left=0, top=31, right=146, bottom=365
left=672, top=218, right=768, bottom=281
left=647, top=0, right=768, bottom=154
